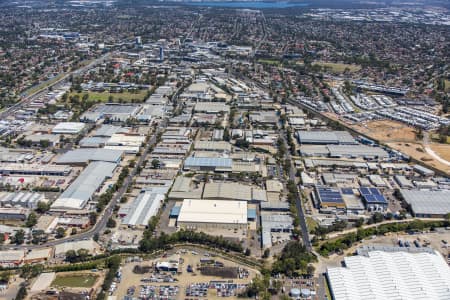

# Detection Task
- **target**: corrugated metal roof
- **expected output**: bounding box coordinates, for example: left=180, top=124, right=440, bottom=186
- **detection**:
left=56, top=148, right=123, bottom=164
left=51, top=161, right=116, bottom=210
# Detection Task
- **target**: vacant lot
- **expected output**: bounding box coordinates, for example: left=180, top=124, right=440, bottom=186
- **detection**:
left=313, top=61, right=361, bottom=73
left=52, top=274, right=99, bottom=288
left=388, top=142, right=450, bottom=175
left=429, top=143, right=450, bottom=162
left=351, top=120, right=417, bottom=143
left=69, top=90, right=148, bottom=103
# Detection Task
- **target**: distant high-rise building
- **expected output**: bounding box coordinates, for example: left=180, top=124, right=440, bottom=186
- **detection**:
left=135, top=36, right=142, bottom=45
left=159, top=46, right=164, bottom=61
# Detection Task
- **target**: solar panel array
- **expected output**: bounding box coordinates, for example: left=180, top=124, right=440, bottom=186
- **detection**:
left=359, top=187, right=387, bottom=203
left=341, top=188, right=354, bottom=195
left=317, top=186, right=344, bottom=203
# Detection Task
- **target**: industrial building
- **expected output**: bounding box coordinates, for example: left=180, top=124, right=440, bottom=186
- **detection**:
left=296, top=131, right=356, bottom=145
left=359, top=187, right=388, bottom=211
left=104, top=133, right=146, bottom=154
left=119, top=187, right=169, bottom=228
left=194, top=102, right=230, bottom=114
left=177, top=199, right=247, bottom=230
left=300, top=144, right=389, bottom=160
left=400, top=189, right=450, bottom=218
left=0, top=208, right=30, bottom=222
left=327, top=248, right=450, bottom=300
left=56, top=148, right=123, bottom=165
left=261, top=214, right=293, bottom=248
left=184, top=157, right=232, bottom=172
left=51, top=122, right=86, bottom=134
left=202, top=182, right=252, bottom=202
left=0, top=163, right=71, bottom=176
left=51, top=161, right=117, bottom=210
left=194, top=141, right=231, bottom=152
left=81, top=103, right=141, bottom=122
left=314, top=186, right=346, bottom=210
left=0, top=192, right=44, bottom=209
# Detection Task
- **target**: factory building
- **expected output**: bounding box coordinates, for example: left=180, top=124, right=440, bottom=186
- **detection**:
left=119, top=187, right=169, bottom=228
left=296, top=131, right=356, bottom=145
left=56, top=148, right=123, bottom=165
left=183, top=157, right=232, bottom=172
left=0, top=164, right=71, bottom=176
left=51, top=161, right=117, bottom=211
left=327, top=248, right=450, bottom=300
left=52, top=122, right=86, bottom=134
left=400, top=189, right=450, bottom=218
left=177, top=199, right=247, bottom=230
left=0, top=192, right=45, bottom=209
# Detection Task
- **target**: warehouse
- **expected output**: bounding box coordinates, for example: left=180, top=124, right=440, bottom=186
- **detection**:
left=56, top=148, right=123, bottom=165
left=0, top=250, right=25, bottom=267
left=120, top=187, right=168, bottom=228
left=81, top=103, right=141, bottom=122
left=0, top=163, right=71, bottom=176
left=51, top=161, right=117, bottom=210
left=51, top=122, right=85, bottom=134
left=202, top=182, right=252, bottom=201
left=314, top=186, right=346, bottom=210
left=296, top=131, right=356, bottom=145
left=327, top=248, right=450, bottom=300
left=194, top=141, right=231, bottom=152
left=184, top=157, right=232, bottom=172
left=79, top=136, right=108, bottom=148
left=93, top=125, right=129, bottom=137
left=359, top=188, right=388, bottom=212
left=0, top=192, right=44, bottom=209
left=327, top=145, right=389, bottom=160
left=261, top=214, right=293, bottom=248
left=105, top=133, right=146, bottom=154
left=177, top=199, right=247, bottom=230
left=0, top=208, right=30, bottom=222
left=400, top=189, right=450, bottom=218
left=194, top=102, right=230, bottom=114
left=23, top=134, right=60, bottom=147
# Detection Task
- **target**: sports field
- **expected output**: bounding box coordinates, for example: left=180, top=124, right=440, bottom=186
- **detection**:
left=312, top=61, right=361, bottom=73
left=51, top=274, right=98, bottom=288
left=69, top=90, right=148, bottom=103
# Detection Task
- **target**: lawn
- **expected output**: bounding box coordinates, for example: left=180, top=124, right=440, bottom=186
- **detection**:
left=69, top=89, right=149, bottom=103
left=51, top=274, right=98, bottom=288
left=257, top=58, right=281, bottom=66
left=306, top=216, right=318, bottom=233
left=313, top=61, right=361, bottom=73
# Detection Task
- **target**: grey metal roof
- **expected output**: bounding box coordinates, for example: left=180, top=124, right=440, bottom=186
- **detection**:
left=51, top=161, right=117, bottom=210
left=56, top=148, right=123, bottom=164
left=94, top=125, right=129, bottom=137
left=79, top=137, right=108, bottom=147
left=122, top=187, right=168, bottom=226
left=184, top=157, right=232, bottom=168
left=296, top=131, right=356, bottom=144
left=400, top=189, right=450, bottom=215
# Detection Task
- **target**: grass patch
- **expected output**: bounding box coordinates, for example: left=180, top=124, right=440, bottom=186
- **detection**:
left=257, top=59, right=281, bottom=66
left=445, top=79, right=450, bottom=91
left=306, top=217, right=318, bottom=233
left=313, top=61, right=361, bottom=73
left=69, top=90, right=148, bottom=103
left=51, top=274, right=98, bottom=288
left=324, top=276, right=332, bottom=300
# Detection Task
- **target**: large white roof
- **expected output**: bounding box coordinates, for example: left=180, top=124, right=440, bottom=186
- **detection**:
left=327, top=249, right=450, bottom=300
left=178, top=199, right=247, bottom=224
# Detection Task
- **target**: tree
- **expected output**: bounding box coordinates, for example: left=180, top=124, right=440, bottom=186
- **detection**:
left=355, top=217, right=365, bottom=227
left=262, top=248, right=270, bottom=258
left=25, top=212, right=38, bottom=228
left=151, top=159, right=161, bottom=169
left=106, top=217, right=117, bottom=228
left=56, top=227, right=66, bottom=238
left=93, top=233, right=99, bottom=242
left=245, top=248, right=251, bottom=256
left=71, top=228, right=77, bottom=235
left=36, top=201, right=50, bottom=213
left=13, top=230, right=25, bottom=245
left=65, top=250, right=78, bottom=262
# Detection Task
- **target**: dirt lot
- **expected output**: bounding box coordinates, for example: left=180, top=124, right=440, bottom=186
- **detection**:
left=351, top=120, right=417, bottom=143
left=387, top=142, right=450, bottom=174
left=430, top=143, right=450, bottom=162
left=115, top=249, right=259, bottom=300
